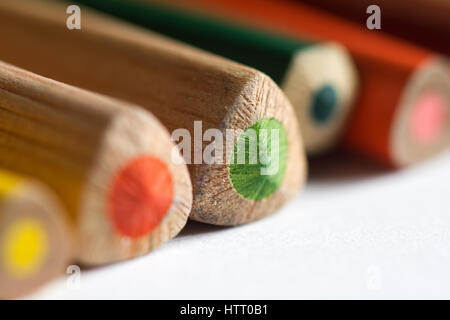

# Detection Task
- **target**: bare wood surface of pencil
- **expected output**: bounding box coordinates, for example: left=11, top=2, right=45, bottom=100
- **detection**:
left=0, top=61, right=192, bottom=265
left=0, top=0, right=306, bottom=225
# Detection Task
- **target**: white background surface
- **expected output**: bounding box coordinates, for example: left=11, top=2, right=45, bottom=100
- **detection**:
left=28, top=150, right=450, bottom=299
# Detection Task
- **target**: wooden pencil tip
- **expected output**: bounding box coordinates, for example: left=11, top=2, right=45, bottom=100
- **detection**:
left=392, top=56, right=450, bottom=167
left=282, top=43, right=358, bottom=154
left=190, top=73, right=306, bottom=226
left=108, top=156, right=174, bottom=239
left=0, top=174, right=72, bottom=299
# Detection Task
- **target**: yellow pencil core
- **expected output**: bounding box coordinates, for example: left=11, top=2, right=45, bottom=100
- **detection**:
left=2, top=218, right=48, bottom=278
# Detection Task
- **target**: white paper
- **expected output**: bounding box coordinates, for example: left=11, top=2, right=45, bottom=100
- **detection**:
left=28, top=150, right=450, bottom=299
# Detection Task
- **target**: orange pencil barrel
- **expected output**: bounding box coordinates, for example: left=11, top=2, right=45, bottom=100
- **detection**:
left=299, top=0, right=450, bottom=54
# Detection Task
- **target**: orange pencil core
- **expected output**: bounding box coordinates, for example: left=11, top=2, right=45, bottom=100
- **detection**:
left=108, top=156, right=174, bottom=238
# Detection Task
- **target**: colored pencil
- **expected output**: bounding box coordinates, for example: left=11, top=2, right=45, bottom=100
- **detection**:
left=0, top=169, right=72, bottom=299
left=300, top=0, right=450, bottom=55
left=73, top=0, right=358, bottom=155
left=0, top=0, right=306, bottom=226
left=175, top=0, right=450, bottom=167
left=301, top=0, right=450, bottom=32
left=0, top=61, right=192, bottom=265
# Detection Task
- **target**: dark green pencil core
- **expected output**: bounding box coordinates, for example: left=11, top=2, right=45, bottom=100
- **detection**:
left=229, top=118, right=288, bottom=201
left=311, top=85, right=338, bottom=125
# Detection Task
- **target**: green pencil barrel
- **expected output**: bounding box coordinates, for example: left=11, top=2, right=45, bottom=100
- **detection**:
left=73, top=0, right=312, bottom=84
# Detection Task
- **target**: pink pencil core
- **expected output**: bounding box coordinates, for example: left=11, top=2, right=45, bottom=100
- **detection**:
left=409, top=91, right=448, bottom=144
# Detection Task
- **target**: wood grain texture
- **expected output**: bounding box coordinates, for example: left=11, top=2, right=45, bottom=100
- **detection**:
left=175, top=0, right=450, bottom=167
left=75, top=0, right=358, bottom=155
left=0, top=170, right=72, bottom=299
left=0, top=61, right=192, bottom=265
left=0, top=0, right=306, bottom=225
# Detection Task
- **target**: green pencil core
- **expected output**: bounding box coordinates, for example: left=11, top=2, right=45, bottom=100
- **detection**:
left=311, top=85, right=338, bottom=125
left=229, top=118, right=288, bottom=201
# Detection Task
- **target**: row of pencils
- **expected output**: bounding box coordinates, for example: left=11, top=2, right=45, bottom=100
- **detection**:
left=0, top=0, right=449, bottom=298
